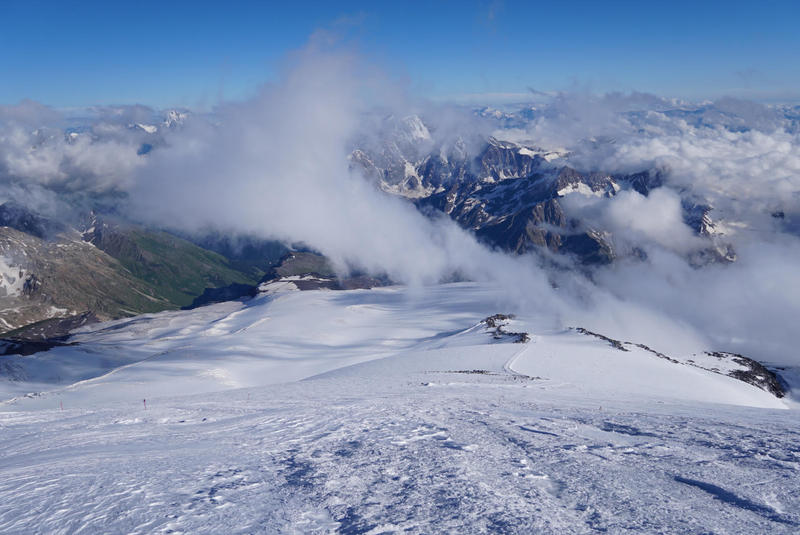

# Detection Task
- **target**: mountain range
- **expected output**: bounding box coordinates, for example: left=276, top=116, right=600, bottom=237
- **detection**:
left=0, top=205, right=286, bottom=339
left=0, top=109, right=775, bottom=342
left=351, top=114, right=735, bottom=265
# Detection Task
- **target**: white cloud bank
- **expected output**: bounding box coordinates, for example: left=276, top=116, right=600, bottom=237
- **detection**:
left=0, top=41, right=799, bottom=366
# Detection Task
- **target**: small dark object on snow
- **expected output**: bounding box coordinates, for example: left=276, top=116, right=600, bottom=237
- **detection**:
left=482, top=314, right=530, bottom=343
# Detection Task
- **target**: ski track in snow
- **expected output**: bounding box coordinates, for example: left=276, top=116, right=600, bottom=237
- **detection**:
left=0, top=283, right=798, bottom=533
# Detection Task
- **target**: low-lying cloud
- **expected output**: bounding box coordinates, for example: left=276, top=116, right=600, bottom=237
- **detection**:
left=127, top=43, right=560, bottom=319
left=1, top=39, right=798, bottom=366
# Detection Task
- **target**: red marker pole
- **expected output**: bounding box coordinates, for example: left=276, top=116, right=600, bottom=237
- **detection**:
left=143, top=398, right=147, bottom=410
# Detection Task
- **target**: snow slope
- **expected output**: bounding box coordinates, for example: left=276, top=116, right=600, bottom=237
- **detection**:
left=0, top=283, right=798, bottom=533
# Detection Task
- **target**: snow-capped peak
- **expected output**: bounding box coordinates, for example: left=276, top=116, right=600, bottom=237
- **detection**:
left=163, top=109, right=189, bottom=128
left=400, top=115, right=431, bottom=142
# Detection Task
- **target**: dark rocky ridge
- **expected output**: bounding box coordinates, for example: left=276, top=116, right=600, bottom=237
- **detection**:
left=482, top=314, right=530, bottom=344
left=705, top=351, right=785, bottom=399
left=0, top=201, right=66, bottom=240
left=0, top=313, right=96, bottom=358
left=351, top=119, right=734, bottom=266
left=259, top=252, right=389, bottom=292
left=574, top=327, right=785, bottom=398
left=187, top=252, right=390, bottom=309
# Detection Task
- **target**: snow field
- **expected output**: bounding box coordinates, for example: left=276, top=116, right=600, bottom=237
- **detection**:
left=0, top=283, right=797, bottom=533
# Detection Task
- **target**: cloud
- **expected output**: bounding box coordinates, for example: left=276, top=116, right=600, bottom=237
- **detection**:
left=0, top=102, right=156, bottom=197
left=588, top=237, right=800, bottom=365
left=125, top=42, right=800, bottom=367
left=562, top=187, right=704, bottom=256
left=518, top=92, right=800, bottom=364
left=0, top=39, right=798, bottom=368
left=127, top=41, right=558, bottom=318
left=500, top=90, right=799, bottom=232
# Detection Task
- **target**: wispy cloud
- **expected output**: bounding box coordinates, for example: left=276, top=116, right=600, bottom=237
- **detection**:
left=1, top=38, right=799, bottom=366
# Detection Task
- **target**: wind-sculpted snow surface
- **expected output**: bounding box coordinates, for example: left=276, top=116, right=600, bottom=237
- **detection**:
left=0, top=359, right=798, bottom=533
left=0, top=284, right=798, bottom=533
left=0, top=382, right=800, bottom=534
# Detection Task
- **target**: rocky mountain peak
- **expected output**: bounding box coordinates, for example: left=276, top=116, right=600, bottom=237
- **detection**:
left=0, top=201, right=65, bottom=240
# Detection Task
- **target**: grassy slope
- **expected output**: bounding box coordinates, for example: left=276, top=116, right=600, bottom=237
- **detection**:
left=1, top=226, right=275, bottom=336
left=113, top=230, right=261, bottom=308
left=0, top=228, right=172, bottom=335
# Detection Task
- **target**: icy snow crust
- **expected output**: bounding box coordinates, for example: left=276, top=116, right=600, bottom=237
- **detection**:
left=1, top=283, right=799, bottom=533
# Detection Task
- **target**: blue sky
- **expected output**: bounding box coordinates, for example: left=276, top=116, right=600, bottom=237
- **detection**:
left=1, top=0, right=799, bottom=108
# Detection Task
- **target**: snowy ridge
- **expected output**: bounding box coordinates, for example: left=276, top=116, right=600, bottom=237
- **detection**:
left=0, top=283, right=786, bottom=409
